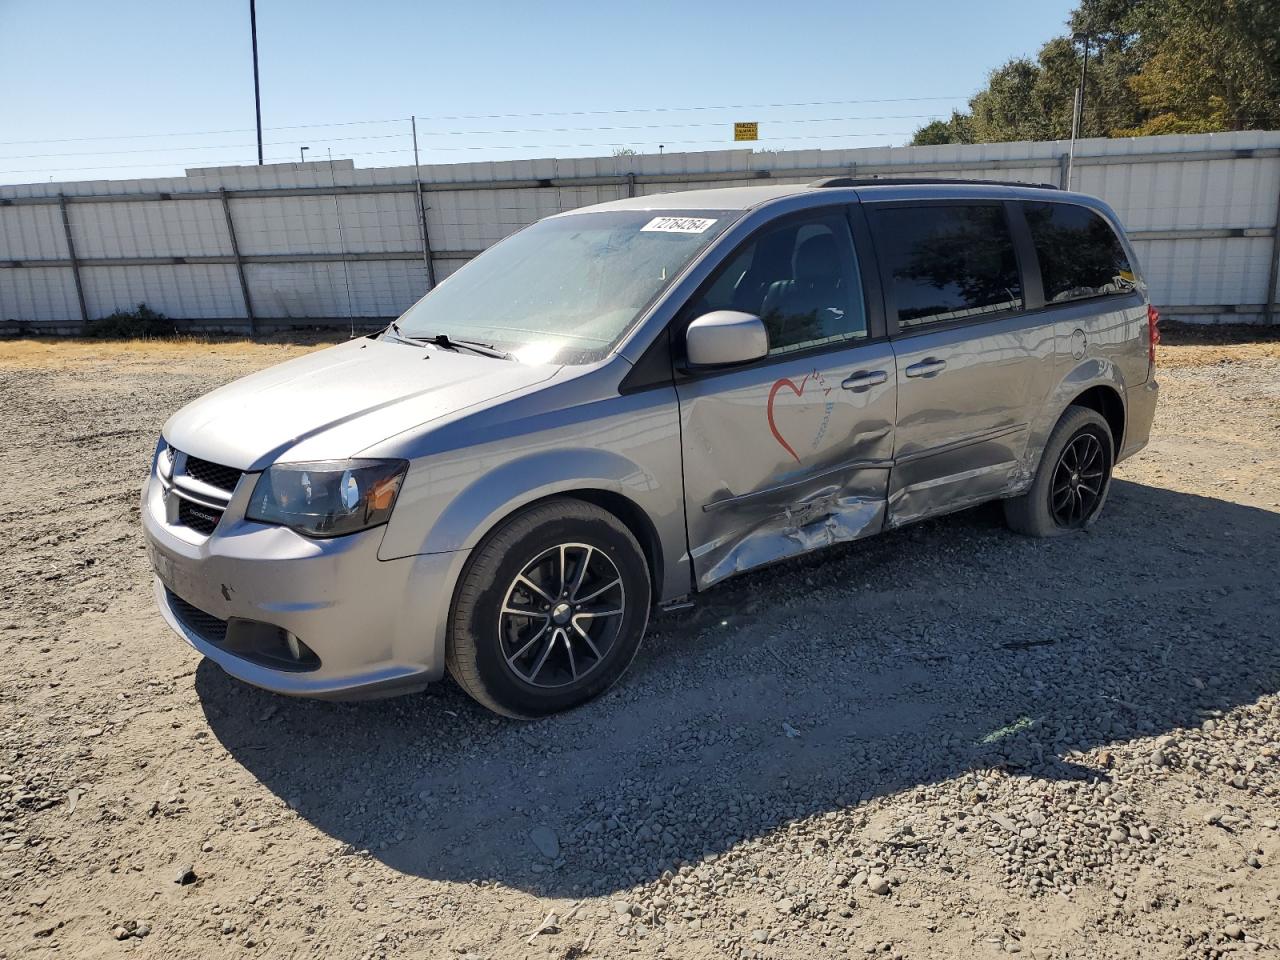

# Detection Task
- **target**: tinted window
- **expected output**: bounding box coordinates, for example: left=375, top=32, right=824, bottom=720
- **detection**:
left=691, top=211, right=866, bottom=355
left=871, top=204, right=1023, bottom=329
left=1025, top=202, right=1136, bottom=303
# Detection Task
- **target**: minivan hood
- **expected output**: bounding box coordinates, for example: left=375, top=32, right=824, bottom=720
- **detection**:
left=163, top=337, right=559, bottom=470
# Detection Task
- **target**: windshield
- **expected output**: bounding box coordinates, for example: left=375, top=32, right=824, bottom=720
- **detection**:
left=393, top=209, right=738, bottom=364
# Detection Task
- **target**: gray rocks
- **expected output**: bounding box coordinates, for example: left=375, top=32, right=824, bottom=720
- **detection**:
left=529, top=825, right=559, bottom=860
left=110, top=921, right=150, bottom=941
left=6, top=342, right=1280, bottom=958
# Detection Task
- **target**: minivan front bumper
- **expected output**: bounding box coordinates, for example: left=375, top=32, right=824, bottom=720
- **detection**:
left=142, top=469, right=464, bottom=699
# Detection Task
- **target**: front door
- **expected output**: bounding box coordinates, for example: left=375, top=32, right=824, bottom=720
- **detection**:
left=864, top=200, right=1051, bottom=527
left=673, top=206, right=897, bottom=589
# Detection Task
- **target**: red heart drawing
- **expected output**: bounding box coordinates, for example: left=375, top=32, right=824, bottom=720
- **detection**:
left=767, top=374, right=811, bottom=463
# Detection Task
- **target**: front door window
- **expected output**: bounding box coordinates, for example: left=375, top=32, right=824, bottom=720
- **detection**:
left=688, top=210, right=868, bottom=354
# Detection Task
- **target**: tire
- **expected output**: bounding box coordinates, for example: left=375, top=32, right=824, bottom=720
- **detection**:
left=1004, top=405, right=1115, bottom=538
left=446, top=498, right=651, bottom=718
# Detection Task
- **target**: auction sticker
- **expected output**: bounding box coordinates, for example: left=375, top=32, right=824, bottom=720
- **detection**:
left=641, top=216, right=718, bottom=234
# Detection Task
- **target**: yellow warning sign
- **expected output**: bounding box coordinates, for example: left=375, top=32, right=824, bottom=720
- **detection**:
left=733, top=122, right=759, bottom=142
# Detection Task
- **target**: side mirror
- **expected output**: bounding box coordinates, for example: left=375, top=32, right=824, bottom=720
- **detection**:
left=685, top=311, right=769, bottom=368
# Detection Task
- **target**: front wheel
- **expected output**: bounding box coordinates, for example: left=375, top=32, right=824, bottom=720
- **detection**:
left=446, top=498, right=651, bottom=718
left=1004, top=405, right=1115, bottom=538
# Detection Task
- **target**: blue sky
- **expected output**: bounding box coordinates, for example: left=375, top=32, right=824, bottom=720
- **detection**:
left=0, top=0, right=1076, bottom=184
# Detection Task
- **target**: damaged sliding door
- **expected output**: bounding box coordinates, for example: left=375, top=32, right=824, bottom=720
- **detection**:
left=673, top=205, right=896, bottom=589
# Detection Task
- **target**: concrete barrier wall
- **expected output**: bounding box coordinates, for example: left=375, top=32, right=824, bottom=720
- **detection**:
left=2, top=130, right=1278, bottom=332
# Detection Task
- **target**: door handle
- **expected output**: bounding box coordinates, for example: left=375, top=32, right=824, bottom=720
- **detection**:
left=905, top=357, right=947, bottom=378
left=841, top=369, right=888, bottom=392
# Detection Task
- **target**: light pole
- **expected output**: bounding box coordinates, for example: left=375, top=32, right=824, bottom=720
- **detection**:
left=250, top=0, right=263, bottom=165
left=299, top=146, right=309, bottom=163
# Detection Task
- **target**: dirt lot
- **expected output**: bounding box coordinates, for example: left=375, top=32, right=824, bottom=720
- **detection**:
left=1, top=332, right=1278, bottom=960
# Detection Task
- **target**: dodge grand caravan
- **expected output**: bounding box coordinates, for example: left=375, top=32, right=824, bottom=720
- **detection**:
left=143, top=178, right=1160, bottom=717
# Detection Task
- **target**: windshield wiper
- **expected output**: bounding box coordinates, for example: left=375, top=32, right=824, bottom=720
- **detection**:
left=386, top=323, right=511, bottom=360
left=431, top=333, right=512, bottom=360
left=386, top=321, right=430, bottom=346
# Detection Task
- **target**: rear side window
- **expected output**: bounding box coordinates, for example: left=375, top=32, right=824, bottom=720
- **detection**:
left=870, top=204, right=1024, bottom=329
left=1024, top=202, right=1136, bottom=303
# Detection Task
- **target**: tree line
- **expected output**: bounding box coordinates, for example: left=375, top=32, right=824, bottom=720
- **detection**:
left=912, top=0, right=1280, bottom=145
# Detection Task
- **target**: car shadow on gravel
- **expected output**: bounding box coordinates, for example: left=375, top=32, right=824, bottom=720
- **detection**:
left=197, top=480, right=1280, bottom=897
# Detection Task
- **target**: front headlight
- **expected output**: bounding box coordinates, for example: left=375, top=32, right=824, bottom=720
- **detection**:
left=246, top=459, right=408, bottom=538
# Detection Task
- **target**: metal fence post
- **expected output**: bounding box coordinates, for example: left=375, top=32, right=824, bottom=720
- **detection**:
left=411, top=116, right=437, bottom=290
left=219, top=189, right=255, bottom=335
left=57, top=194, right=89, bottom=327
left=1267, top=173, right=1280, bottom=325
left=415, top=183, right=437, bottom=289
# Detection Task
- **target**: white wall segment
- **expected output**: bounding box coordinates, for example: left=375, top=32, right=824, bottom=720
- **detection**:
left=1, top=131, right=1278, bottom=328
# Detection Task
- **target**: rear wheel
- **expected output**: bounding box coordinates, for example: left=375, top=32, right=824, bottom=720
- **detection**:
left=446, top=498, right=651, bottom=718
left=1004, top=405, right=1115, bottom=538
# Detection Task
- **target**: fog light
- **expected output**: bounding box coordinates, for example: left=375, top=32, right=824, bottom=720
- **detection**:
left=222, top=619, right=319, bottom=671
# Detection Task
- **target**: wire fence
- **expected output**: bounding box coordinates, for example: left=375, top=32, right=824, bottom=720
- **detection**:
left=2, top=129, right=1279, bottom=334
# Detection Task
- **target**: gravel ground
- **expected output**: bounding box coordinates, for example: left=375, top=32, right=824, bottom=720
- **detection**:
left=1, top=333, right=1278, bottom=960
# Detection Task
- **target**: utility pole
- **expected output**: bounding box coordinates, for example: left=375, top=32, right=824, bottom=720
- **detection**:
left=250, top=0, right=263, bottom=164
left=1066, top=30, right=1092, bottom=191
left=1072, top=31, right=1091, bottom=141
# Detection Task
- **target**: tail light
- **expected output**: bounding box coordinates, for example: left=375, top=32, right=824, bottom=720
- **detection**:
left=1147, top=304, right=1161, bottom=365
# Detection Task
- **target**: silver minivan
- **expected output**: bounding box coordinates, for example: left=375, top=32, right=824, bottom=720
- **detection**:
left=143, top=179, right=1160, bottom=717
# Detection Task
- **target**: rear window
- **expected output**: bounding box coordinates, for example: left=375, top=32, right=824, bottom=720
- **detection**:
left=1024, top=202, right=1136, bottom=304
left=869, top=204, right=1024, bottom=329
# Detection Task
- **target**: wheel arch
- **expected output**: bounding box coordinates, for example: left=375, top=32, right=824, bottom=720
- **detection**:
left=1026, top=359, right=1127, bottom=481
left=462, top=488, right=665, bottom=608
left=1068, top=384, right=1125, bottom=453
left=420, top=448, right=671, bottom=606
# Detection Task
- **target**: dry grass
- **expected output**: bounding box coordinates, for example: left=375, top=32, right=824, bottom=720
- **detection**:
left=0, top=335, right=337, bottom=370
left=1156, top=341, right=1280, bottom=368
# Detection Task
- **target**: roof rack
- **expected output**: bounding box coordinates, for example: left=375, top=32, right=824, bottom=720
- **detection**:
left=809, top=176, right=1060, bottom=190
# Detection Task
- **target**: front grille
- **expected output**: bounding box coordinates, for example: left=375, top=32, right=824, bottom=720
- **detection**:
left=165, top=450, right=241, bottom=537
left=178, top=497, right=222, bottom=535
left=166, top=589, right=228, bottom=645
left=184, top=456, right=243, bottom=494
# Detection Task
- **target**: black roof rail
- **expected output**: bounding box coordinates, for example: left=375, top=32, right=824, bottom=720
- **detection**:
left=809, top=176, right=1060, bottom=190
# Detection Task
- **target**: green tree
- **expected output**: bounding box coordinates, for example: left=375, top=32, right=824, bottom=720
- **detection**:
left=910, top=0, right=1280, bottom=144
left=911, top=111, right=975, bottom=146
left=1121, top=0, right=1280, bottom=134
